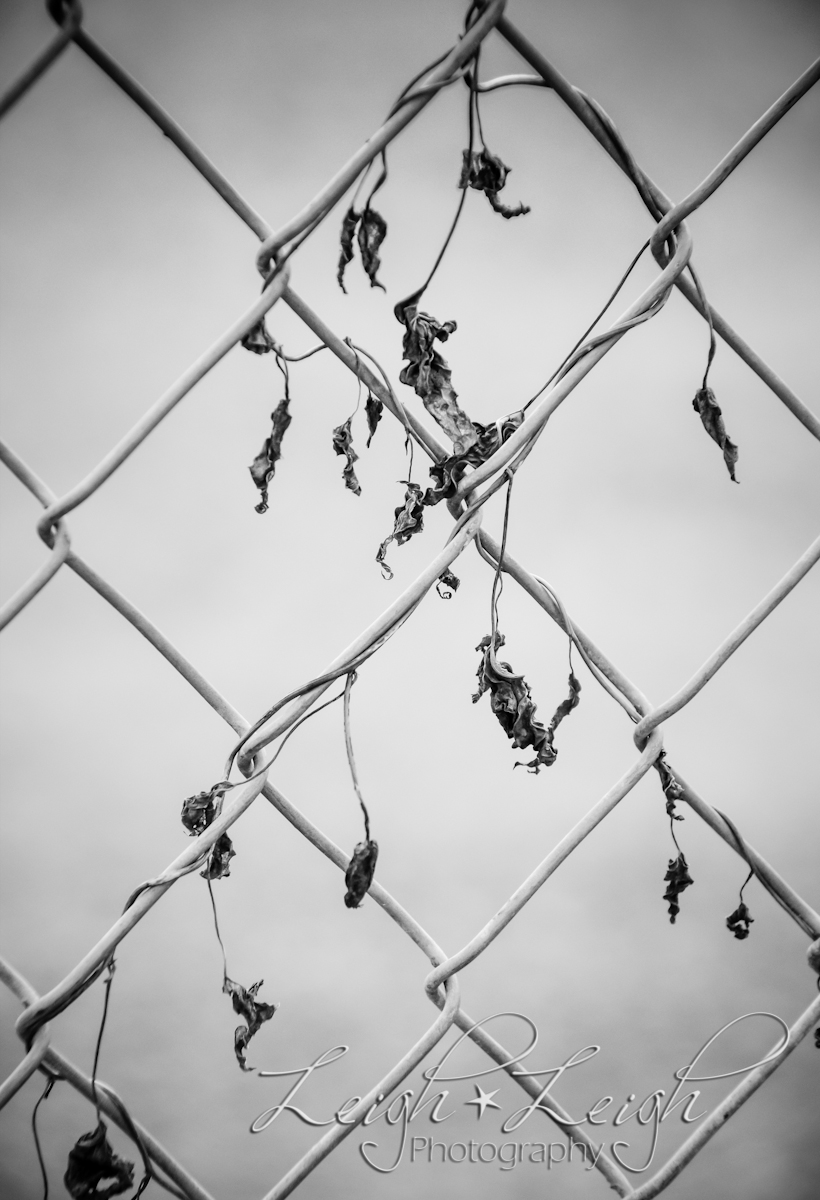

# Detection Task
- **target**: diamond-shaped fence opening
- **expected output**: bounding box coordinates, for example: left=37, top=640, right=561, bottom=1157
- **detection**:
left=1, top=1, right=818, bottom=1198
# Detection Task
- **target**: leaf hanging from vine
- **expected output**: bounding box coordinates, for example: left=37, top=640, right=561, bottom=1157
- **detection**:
left=655, top=752, right=685, bottom=821
left=337, top=207, right=387, bottom=292
left=692, top=387, right=739, bottom=482
left=365, top=393, right=383, bottom=447
left=398, top=307, right=478, bottom=455
left=459, top=147, right=530, bottom=219
left=376, top=482, right=424, bottom=579
left=473, top=632, right=577, bottom=773
left=222, top=977, right=278, bottom=1071
left=181, top=782, right=230, bottom=837
left=249, top=398, right=292, bottom=514
left=241, top=320, right=277, bottom=355
left=332, top=416, right=362, bottom=496
left=663, top=853, right=694, bottom=923
left=200, top=833, right=236, bottom=881
left=436, top=569, right=460, bottom=599
left=344, top=839, right=379, bottom=908
left=64, top=1122, right=134, bottom=1200
left=726, top=901, right=754, bottom=940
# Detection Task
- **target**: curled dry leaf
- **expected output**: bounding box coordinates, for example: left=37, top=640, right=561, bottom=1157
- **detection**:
left=64, top=1121, right=134, bottom=1200
left=474, top=633, right=577, bottom=773
left=459, top=147, right=530, bottom=220
left=332, top=416, right=362, bottom=496
left=655, top=752, right=685, bottom=821
left=344, top=838, right=379, bottom=909
left=376, top=482, right=424, bottom=579
left=663, top=853, right=694, bottom=924
left=223, top=976, right=278, bottom=1071
left=398, top=307, right=478, bottom=455
left=424, top=411, right=525, bottom=506
left=337, top=206, right=388, bottom=292
left=726, top=901, right=754, bottom=940
left=250, top=398, right=292, bottom=514
left=200, top=833, right=236, bottom=881
left=436, top=569, right=460, bottom=599
left=365, top=393, right=383, bottom=447
left=692, top=387, right=739, bottom=482
left=180, top=781, right=230, bottom=837
left=241, top=320, right=277, bottom=355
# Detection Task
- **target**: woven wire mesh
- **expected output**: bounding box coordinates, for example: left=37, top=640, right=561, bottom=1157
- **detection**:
left=1, top=1, right=819, bottom=1197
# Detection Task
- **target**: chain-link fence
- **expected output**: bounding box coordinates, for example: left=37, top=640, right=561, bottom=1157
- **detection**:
left=1, top=1, right=818, bottom=1197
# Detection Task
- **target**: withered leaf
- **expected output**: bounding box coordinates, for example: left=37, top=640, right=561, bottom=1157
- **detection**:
left=365, top=393, right=383, bottom=447
left=64, top=1121, right=134, bottom=1200
left=726, top=901, right=754, bottom=940
left=376, top=482, right=424, bottom=579
left=423, top=411, right=525, bottom=506
left=473, top=633, right=565, bottom=773
left=663, top=853, right=694, bottom=924
left=223, top=976, right=278, bottom=1071
left=181, top=781, right=230, bottom=837
left=337, top=208, right=359, bottom=293
left=436, top=569, right=460, bottom=599
left=399, top=307, right=478, bottom=455
left=459, top=147, right=530, bottom=220
left=250, top=398, right=292, bottom=514
left=344, top=838, right=379, bottom=909
left=332, top=416, right=361, bottom=496
left=357, top=208, right=387, bottom=291
left=241, top=320, right=277, bottom=355
left=655, top=752, right=685, bottom=821
left=200, top=832, right=236, bottom=881
left=337, top=207, right=388, bottom=292
left=692, top=387, right=739, bottom=482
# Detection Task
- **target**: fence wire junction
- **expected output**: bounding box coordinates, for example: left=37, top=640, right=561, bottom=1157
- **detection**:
left=1, top=1, right=819, bottom=1198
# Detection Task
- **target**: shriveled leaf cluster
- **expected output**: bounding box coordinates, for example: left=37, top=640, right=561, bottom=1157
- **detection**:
left=376, top=482, right=424, bottom=579
left=332, top=417, right=362, bottom=496
left=663, top=853, right=694, bottom=923
left=338, top=207, right=387, bottom=293
left=473, top=633, right=580, bottom=773
left=398, top=307, right=477, bottom=455
left=726, top=901, right=754, bottom=940
left=64, top=1122, right=134, bottom=1200
left=692, top=386, right=739, bottom=482
left=344, top=838, right=379, bottom=908
left=459, top=147, right=530, bottom=219
left=223, top=976, right=278, bottom=1071
left=424, top=410, right=525, bottom=506
left=250, top=398, right=292, bottom=513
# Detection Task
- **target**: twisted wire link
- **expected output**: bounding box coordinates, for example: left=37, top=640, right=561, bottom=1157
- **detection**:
left=1, top=2, right=819, bottom=1197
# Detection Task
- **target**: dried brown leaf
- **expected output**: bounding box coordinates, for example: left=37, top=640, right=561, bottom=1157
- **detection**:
left=249, top=398, right=292, bottom=514
left=436, top=569, right=460, bottom=599
left=181, top=781, right=230, bottom=837
left=223, top=976, right=278, bottom=1071
left=357, top=208, right=387, bottom=291
left=376, top=482, right=424, bottom=579
left=337, top=208, right=359, bottom=293
left=241, top=320, right=277, bottom=355
left=726, top=901, right=754, bottom=940
left=399, top=307, right=477, bottom=455
left=344, top=838, right=379, bottom=909
left=200, top=833, right=236, bottom=881
left=64, top=1121, right=134, bottom=1200
left=663, top=853, right=694, bottom=924
left=692, top=387, right=739, bottom=482
left=459, top=147, right=530, bottom=220
left=365, top=393, right=383, bottom=447
left=424, top=410, right=525, bottom=506
left=332, top=416, right=361, bottom=496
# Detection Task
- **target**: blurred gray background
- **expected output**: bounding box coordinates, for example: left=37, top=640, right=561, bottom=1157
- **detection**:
left=1, top=1, right=818, bottom=1197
